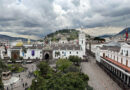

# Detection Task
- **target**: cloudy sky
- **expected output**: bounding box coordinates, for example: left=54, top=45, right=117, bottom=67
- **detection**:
left=0, top=0, right=130, bottom=39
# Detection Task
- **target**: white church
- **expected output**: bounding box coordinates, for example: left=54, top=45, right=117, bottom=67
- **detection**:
left=0, top=31, right=86, bottom=60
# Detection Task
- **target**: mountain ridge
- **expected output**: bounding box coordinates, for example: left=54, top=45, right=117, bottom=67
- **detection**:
left=0, top=34, right=35, bottom=41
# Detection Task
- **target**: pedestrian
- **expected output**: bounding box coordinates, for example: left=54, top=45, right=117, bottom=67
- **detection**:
left=25, top=82, right=27, bottom=87
left=19, top=74, right=20, bottom=77
left=23, top=83, right=24, bottom=87
left=7, top=86, right=8, bottom=90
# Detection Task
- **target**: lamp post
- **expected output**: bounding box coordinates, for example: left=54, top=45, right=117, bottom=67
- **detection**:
left=34, top=79, right=37, bottom=89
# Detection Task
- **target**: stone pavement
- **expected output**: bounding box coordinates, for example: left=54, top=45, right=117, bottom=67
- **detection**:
left=4, top=63, right=37, bottom=90
left=81, top=56, right=122, bottom=90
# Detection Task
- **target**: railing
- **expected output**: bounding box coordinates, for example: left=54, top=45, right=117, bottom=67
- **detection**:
left=102, top=56, right=130, bottom=72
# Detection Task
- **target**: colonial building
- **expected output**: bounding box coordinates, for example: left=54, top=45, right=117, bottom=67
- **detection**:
left=6, top=31, right=86, bottom=60
left=96, top=42, right=130, bottom=89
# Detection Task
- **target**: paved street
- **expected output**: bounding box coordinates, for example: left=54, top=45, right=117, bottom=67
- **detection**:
left=81, top=56, right=122, bottom=90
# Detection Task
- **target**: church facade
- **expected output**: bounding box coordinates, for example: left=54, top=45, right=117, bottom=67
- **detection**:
left=6, top=32, right=86, bottom=60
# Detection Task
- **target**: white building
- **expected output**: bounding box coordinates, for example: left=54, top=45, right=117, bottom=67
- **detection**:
left=0, top=46, right=5, bottom=59
left=6, top=32, right=86, bottom=60
left=7, top=45, right=43, bottom=60
left=52, top=31, right=86, bottom=59
left=52, top=44, right=84, bottom=59
left=59, top=37, right=68, bottom=44
left=95, top=42, right=130, bottom=87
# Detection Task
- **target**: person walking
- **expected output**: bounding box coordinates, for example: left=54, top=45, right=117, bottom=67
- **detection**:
left=22, top=83, right=24, bottom=87
left=25, top=82, right=27, bottom=87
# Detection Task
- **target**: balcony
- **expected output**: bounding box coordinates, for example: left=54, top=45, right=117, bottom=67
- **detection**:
left=102, top=56, right=130, bottom=72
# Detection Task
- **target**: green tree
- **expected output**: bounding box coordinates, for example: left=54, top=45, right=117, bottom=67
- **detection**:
left=64, top=64, right=80, bottom=73
left=56, top=59, right=72, bottom=73
left=0, top=76, right=4, bottom=90
left=31, top=76, right=46, bottom=90
left=69, top=56, right=81, bottom=66
left=46, top=72, right=87, bottom=90
left=30, top=72, right=92, bottom=90
left=19, top=57, right=23, bottom=60
left=55, top=51, right=60, bottom=57
left=37, top=61, right=50, bottom=77
left=10, top=58, right=15, bottom=63
left=0, top=60, right=8, bottom=73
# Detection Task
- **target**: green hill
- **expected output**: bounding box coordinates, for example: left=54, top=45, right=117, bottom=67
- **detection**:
left=45, top=29, right=79, bottom=41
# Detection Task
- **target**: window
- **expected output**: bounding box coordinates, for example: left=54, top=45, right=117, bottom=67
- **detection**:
left=121, top=50, right=123, bottom=55
left=77, top=52, right=78, bottom=54
left=82, top=40, right=83, bottom=44
left=126, top=50, right=128, bottom=56
left=62, top=51, right=64, bottom=54
left=69, top=52, right=71, bottom=54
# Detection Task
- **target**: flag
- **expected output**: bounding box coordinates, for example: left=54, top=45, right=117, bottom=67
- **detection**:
left=126, top=29, right=128, bottom=41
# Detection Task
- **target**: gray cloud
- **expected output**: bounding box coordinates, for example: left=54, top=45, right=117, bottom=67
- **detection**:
left=0, top=0, right=130, bottom=37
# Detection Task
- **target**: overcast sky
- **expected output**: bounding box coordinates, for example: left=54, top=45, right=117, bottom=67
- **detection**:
left=0, top=0, right=130, bottom=39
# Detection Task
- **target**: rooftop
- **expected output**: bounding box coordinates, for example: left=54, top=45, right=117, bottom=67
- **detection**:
left=100, top=46, right=121, bottom=52
left=103, top=57, right=130, bottom=72
left=51, top=44, right=81, bottom=50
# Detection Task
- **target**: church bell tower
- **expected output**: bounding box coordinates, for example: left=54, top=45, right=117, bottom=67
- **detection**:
left=79, top=31, right=86, bottom=55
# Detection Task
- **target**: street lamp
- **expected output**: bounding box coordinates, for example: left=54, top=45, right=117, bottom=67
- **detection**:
left=34, top=79, right=37, bottom=89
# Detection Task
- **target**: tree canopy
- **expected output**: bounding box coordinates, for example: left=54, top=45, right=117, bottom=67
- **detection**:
left=30, top=59, right=93, bottom=90
left=37, top=61, right=50, bottom=77
left=69, top=56, right=81, bottom=66
left=31, top=72, right=89, bottom=90
left=56, top=59, right=73, bottom=73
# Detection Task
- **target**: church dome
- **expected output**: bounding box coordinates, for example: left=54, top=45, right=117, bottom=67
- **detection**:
left=16, top=41, right=23, bottom=46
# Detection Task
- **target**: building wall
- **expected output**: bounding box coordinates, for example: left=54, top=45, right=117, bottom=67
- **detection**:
left=95, top=43, right=130, bottom=68
left=24, top=49, right=42, bottom=60
left=0, top=50, right=4, bottom=59
left=95, top=47, right=101, bottom=62
left=96, top=49, right=130, bottom=67
left=53, top=50, right=84, bottom=59
left=119, top=44, right=130, bottom=57
left=59, top=40, right=68, bottom=44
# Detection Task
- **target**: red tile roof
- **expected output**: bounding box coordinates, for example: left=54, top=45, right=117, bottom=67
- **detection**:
left=102, top=57, right=130, bottom=72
